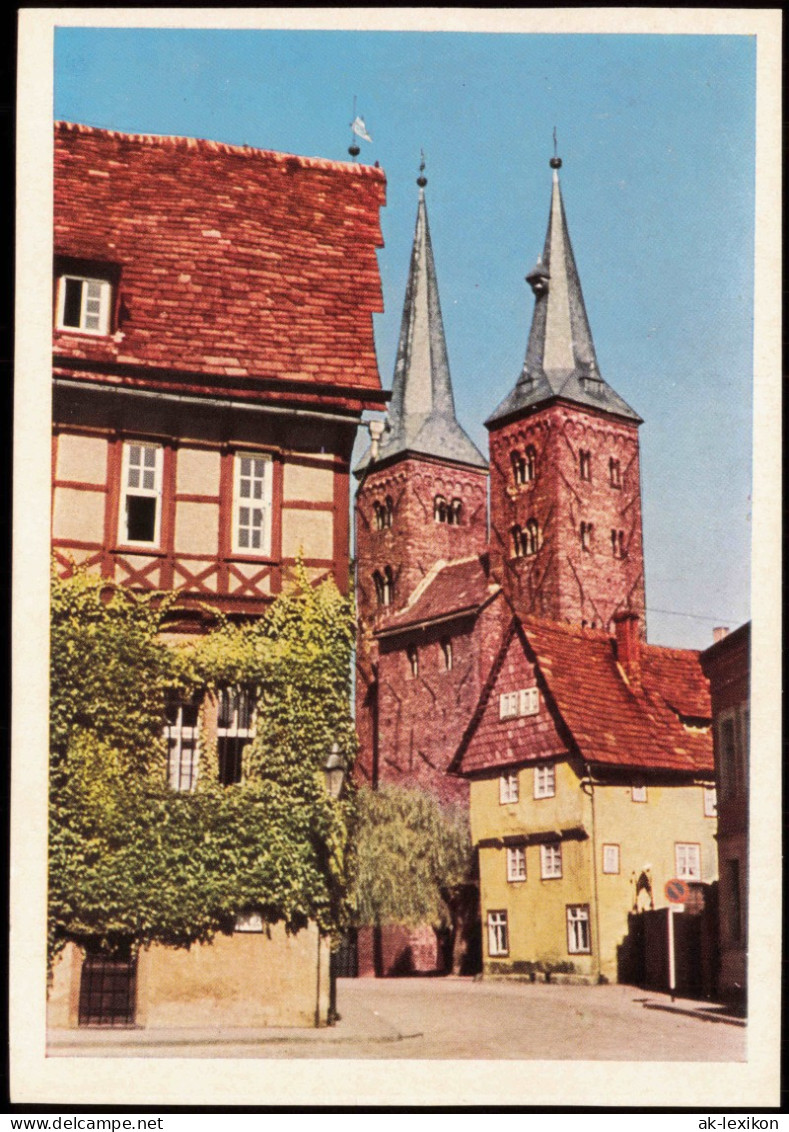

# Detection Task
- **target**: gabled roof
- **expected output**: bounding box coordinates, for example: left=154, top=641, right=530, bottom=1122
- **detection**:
left=453, top=614, right=713, bottom=776
left=486, top=159, right=640, bottom=428
left=356, top=179, right=487, bottom=474
left=53, top=122, right=387, bottom=411
left=376, top=556, right=499, bottom=638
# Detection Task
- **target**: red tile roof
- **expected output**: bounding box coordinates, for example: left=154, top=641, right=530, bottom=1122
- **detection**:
left=53, top=122, right=387, bottom=409
left=454, top=615, right=713, bottom=776
left=375, top=557, right=498, bottom=637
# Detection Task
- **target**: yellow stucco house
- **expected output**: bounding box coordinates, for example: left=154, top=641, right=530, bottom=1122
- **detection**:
left=451, top=611, right=716, bottom=983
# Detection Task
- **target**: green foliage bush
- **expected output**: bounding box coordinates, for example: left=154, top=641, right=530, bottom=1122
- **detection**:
left=49, top=562, right=356, bottom=965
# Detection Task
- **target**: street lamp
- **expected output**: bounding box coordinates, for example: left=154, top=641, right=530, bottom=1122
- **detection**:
left=322, top=742, right=346, bottom=800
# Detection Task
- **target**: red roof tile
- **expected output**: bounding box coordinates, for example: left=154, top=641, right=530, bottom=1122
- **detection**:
left=53, top=123, right=386, bottom=407
left=454, top=615, right=713, bottom=776
left=376, top=557, right=498, bottom=636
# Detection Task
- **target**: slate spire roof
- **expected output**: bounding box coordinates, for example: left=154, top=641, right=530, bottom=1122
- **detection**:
left=356, top=174, right=487, bottom=474
left=487, top=156, right=641, bottom=427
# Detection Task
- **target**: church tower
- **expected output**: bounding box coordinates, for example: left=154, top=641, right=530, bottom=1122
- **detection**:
left=354, top=163, right=488, bottom=784
left=486, top=152, right=646, bottom=633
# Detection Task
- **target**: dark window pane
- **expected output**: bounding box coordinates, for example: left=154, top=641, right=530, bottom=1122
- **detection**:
left=62, top=278, right=84, bottom=327
left=125, top=495, right=157, bottom=542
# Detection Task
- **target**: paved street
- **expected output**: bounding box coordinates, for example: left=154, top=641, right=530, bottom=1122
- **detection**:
left=48, top=976, right=745, bottom=1061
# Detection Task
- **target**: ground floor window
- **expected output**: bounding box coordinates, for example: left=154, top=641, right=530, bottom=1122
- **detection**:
left=566, top=905, right=591, bottom=955
left=217, top=686, right=256, bottom=785
left=675, top=842, right=701, bottom=881
left=78, top=947, right=137, bottom=1027
left=487, top=910, right=509, bottom=957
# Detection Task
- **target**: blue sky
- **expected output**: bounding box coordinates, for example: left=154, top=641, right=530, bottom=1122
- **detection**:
left=54, top=25, right=756, bottom=648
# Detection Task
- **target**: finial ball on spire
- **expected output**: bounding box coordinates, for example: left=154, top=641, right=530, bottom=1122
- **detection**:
left=417, top=150, right=427, bottom=188
left=550, top=155, right=562, bottom=169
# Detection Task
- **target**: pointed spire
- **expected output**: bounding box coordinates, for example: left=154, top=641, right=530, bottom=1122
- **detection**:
left=487, top=150, right=640, bottom=427
left=356, top=160, right=487, bottom=474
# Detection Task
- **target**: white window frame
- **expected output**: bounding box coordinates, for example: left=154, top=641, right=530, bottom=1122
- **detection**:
left=57, top=274, right=112, bottom=335
left=506, top=846, right=527, bottom=883
left=519, top=687, right=539, bottom=716
left=118, top=442, right=163, bottom=547
left=703, top=786, right=718, bottom=818
left=602, top=843, right=620, bottom=875
left=499, top=691, right=519, bottom=720
left=675, top=842, right=701, bottom=881
left=534, top=764, right=556, bottom=799
left=234, top=912, right=265, bottom=933
left=232, top=453, right=273, bottom=556
left=499, top=771, right=519, bottom=805
left=217, top=686, right=256, bottom=785
left=487, top=910, right=509, bottom=957
left=165, top=696, right=200, bottom=792
left=540, top=842, right=562, bottom=879
left=631, top=783, right=648, bottom=803
left=566, top=905, right=591, bottom=954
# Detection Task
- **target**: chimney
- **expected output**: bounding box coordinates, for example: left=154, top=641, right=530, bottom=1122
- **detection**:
left=713, top=626, right=730, bottom=644
left=614, top=611, right=642, bottom=685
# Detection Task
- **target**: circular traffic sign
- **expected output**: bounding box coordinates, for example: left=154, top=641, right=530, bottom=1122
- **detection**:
left=664, top=878, right=689, bottom=903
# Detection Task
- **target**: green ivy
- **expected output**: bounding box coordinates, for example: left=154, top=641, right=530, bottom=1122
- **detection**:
left=49, top=561, right=356, bottom=966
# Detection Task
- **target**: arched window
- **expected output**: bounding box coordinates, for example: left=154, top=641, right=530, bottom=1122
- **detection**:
left=372, top=502, right=384, bottom=531
left=580, top=520, right=593, bottom=551
left=524, top=518, right=540, bottom=556
left=513, top=520, right=540, bottom=558
left=407, top=643, right=419, bottom=678
left=384, top=496, right=394, bottom=528
left=511, top=451, right=527, bottom=486
left=373, top=570, right=384, bottom=604
left=383, top=565, right=394, bottom=605
left=441, top=638, right=453, bottom=671
left=609, top=458, right=621, bottom=489
left=579, top=449, right=592, bottom=482
left=611, top=529, right=627, bottom=559
left=449, top=498, right=463, bottom=526
left=434, top=495, right=448, bottom=523
left=524, top=445, right=536, bottom=482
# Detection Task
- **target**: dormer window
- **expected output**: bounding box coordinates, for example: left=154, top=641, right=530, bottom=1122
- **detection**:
left=57, top=274, right=113, bottom=335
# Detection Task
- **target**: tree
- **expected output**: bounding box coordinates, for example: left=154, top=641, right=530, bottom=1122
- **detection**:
left=48, top=562, right=356, bottom=966
left=349, top=784, right=476, bottom=974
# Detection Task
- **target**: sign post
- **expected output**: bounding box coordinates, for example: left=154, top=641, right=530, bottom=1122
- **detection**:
left=664, top=878, right=689, bottom=1001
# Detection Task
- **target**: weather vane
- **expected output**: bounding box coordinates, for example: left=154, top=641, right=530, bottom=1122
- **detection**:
left=417, top=148, right=427, bottom=188
left=348, top=95, right=372, bottom=159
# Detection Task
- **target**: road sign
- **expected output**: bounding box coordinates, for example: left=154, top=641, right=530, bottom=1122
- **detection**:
left=664, top=878, right=689, bottom=904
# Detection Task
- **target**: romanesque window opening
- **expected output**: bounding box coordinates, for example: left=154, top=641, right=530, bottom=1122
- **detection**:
left=233, top=453, right=273, bottom=555
left=506, top=846, right=527, bottom=882
left=512, top=518, right=540, bottom=558
left=579, top=449, right=592, bottom=481
left=534, top=764, right=555, bottom=799
left=541, top=842, right=562, bottom=879
left=566, top=905, right=591, bottom=954
left=119, top=442, right=162, bottom=546
left=487, top=910, right=509, bottom=956
left=164, top=693, right=200, bottom=792
left=499, top=771, right=519, bottom=804
left=512, top=445, right=536, bottom=486
left=609, top=457, right=621, bottom=488
left=373, top=496, right=393, bottom=531
left=57, top=274, right=113, bottom=335
left=451, top=498, right=462, bottom=525
left=675, top=842, right=701, bottom=881
left=580, top=520, right=593, bottom=551
left=441, top=638, right=453, bottom=671
left=434, top=496, right=463, bottom=525
left=611, top=529, right=626, bottom=559
left=217, top=686, right=256, bottom=786
left=373, top=566, right=394, bottom=607
left=407, top=643, right=419, bottom=678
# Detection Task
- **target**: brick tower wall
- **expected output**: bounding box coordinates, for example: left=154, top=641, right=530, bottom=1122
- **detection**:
left=488, top=401, right=646, bottom=633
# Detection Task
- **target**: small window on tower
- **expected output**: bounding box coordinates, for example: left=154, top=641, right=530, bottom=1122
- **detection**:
left=434, top=495, right=449, bottom=523
left=407, top=644, right=419, bottom=678
left=580, top=520, right=593, bottom=551
left=383, top=565, right=394, bottom=606
left=511, top=451, right=527, bottom=486
left=611, top=529, right=627, bottom=559
left=441, top=638, right=453, bottom=672
left=384, top=496, right=393, bottom=528
left=450, top=498, right=463, bottom=526
left=579, top=450, right=592, bottom=482
left=609, top=458, right=621, bottom=489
